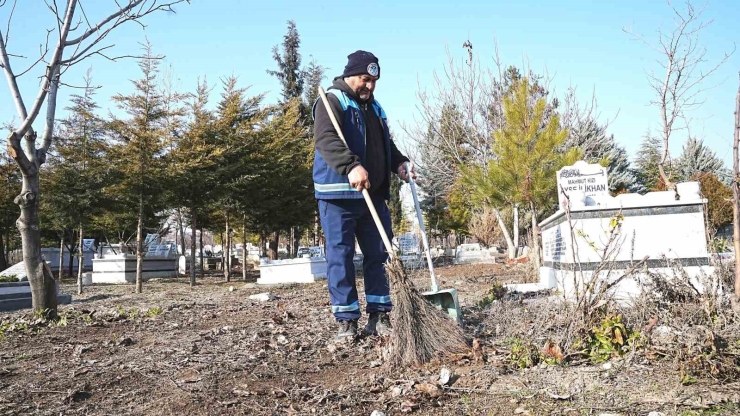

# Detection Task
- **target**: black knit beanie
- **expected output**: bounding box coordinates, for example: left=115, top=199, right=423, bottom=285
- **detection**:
left=341, top=50, right=380, bottom=79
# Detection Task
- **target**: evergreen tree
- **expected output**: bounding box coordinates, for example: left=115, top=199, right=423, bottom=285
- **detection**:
left=213, top=76, right=265, bottom=277
left=389, top=176, right=408, bottom=236
left=267, top=20, right=304, bottom=103
left=463, top=77, right=580, bottom=270
left=634, top=135, right=673, bottom=192
left=303, top=58, right=326, bottom=245
left=42, top=70, right=107, bottom=292
left=245, top=99, right=312, bottom=259
left=677, top=137, right=731, bottom=184
left=168, top=78, right=222, bottom=286
left=565, top=118, right=638, bottom=193
left=106, top=42, right=171, bottom=293
left=303, top=58, right=326, bottom=114
left=0, top=154, right=20, bottom=270
left=267, top=20, right=314, bottom=256
left=690, top=172, right=732, bottom=234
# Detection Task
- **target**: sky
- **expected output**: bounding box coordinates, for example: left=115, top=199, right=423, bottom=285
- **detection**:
left=0, top=0, right=738, bottom=167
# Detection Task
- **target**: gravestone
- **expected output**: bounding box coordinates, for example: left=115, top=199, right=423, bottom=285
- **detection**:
left=178, top=255, right=187, bottom=275
left=556, top=160, right=609, bottom=208
left=0, top=262, right=29, bottom=281
left=83, top=239, right=95, bottom=251
left=146, top=244, right=160, bottom=257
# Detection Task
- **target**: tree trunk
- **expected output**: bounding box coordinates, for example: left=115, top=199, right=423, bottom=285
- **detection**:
left=58, top=235, right=64, bottom=280
left=224, top=212, right=231, bottom=282
left=199, top=226, right=204, bottom=278
left=289, top=227, right=295, bottom=257
left=219, top=231, right=225, bottom=273
left=314, top=212, right=320, bottom=246
left=190, top=214, right=197, bottom=287
left=732, top=75, right=740, bottom=308
left=260, top=231, right=266, bottom=257
left=242, top=214, right=248, bottom=281
left=268, top=232, right=279, bottom=260
left=177, top=208, right=186, bottom=257
left=293, top=227, right=300, bottom=257
left=77, top=225, right=83, bottom=295
left=135, top=191, right=144, bottom=294
left=0, top=225, right=6, bottom=271
left=67, top=230, right=75, bottom=278
left=529, top=201, right=542, bottom=273
left=4, top=219, right=11, bottom=268
left=513, top=203, right=520, bottom=257
left=17, top=172, right=57, bottom=317
left=494, top=208, right=516, bottom=259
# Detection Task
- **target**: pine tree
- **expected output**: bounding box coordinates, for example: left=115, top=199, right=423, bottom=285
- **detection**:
left=267, top=20, right=304, bottom=103
left=213, top=76, right=264, bottom=277
left=245, top=98, right=312, bottom=259
left=267, top=20, right=313, bottom=256
left=464, top=77, right=580, bottom=270
left=389, top=176, right=408, bottom=236
left=107, top=42, right=171, bottom=293
left=42, top=70, right=107, bottom=293
left=677, top=137, right=730, bottom=184
left=168, top=78, right=222, bottom=286
left=0, top=154, right=20, bottom=270
left=303, top=58, right=326, bottom=246
left=565, top=118, right=638, bottom=193
left=634, top=135, right=673, bottom=192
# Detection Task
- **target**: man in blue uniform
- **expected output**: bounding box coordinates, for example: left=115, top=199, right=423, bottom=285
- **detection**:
left=312, top=50, right=416, bottom=341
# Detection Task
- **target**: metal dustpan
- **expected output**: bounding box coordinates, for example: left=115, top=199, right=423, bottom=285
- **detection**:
left=405, top=163, right=462, bottom=325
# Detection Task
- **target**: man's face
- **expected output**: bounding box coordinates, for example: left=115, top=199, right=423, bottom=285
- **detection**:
left=345, top=74, right=378, bottom=101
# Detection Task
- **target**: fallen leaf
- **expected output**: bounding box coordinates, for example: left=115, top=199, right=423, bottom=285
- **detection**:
left=542, top=340, right=564, bottom=360
left=176, top=369, right=201, bottom=383
left=546, top=391, right=571, bottom=400
left=415, top=383, right=442, bottom=397
left=644, top=315, right=659, bottom=333
left=472, top=338, right=483, bottom=362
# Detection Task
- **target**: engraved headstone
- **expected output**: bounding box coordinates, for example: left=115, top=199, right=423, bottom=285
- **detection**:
left=556, top=160, right=609, bottom=208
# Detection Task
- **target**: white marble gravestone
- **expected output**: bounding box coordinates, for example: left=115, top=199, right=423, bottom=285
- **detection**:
left=556, top=161, right=609, bottom=208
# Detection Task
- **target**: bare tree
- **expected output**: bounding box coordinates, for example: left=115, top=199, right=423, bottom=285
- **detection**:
left=625, top=0, right=734, bottom=190
left=732, top=73, right=740, bottom=310
left=0, top=0, right=188, bottom=317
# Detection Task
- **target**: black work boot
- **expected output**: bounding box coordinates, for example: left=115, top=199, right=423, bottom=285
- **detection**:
left=364, top=312, right=392, bottom=336
left=335, top=319, right=358, bottom=342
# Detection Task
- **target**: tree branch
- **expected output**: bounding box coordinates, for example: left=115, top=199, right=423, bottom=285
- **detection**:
left=4, top=0, right=17, bottom=47
left=39, top=65, right=60, bottom=156
left=14, top=0, right=77, bottom=146
left=65, top=0, right=188, bottom=47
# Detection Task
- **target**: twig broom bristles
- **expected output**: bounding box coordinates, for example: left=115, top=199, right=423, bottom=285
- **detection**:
left=317, top=87, right=469, bottom=366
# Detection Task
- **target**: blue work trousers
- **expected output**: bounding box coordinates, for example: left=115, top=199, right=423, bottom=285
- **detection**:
left=318, top=196, right=393, bottom=321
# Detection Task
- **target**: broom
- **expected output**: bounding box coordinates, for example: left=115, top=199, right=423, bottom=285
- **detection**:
left=317, top=87, right=469, bottom=366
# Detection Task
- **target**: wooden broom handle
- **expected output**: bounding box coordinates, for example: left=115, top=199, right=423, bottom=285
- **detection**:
left=317, top=86, right=395, bottom=258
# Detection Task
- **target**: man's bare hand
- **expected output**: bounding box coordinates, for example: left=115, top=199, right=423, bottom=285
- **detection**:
left=348, top=165, right=370, bottom=191
left=397, top=162, right=417, bottom=183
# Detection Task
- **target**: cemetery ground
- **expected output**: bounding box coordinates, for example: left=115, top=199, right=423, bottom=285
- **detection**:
left=1, top=263, right=739, bottom=415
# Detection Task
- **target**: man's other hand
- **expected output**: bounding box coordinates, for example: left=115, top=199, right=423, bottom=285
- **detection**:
left=397, top=162, right=417, bottom=183
left=348, top=165, right=370, bottom=191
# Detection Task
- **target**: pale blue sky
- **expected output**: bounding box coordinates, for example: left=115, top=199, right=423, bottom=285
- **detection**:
left=1, top=1, right=738, bottom=165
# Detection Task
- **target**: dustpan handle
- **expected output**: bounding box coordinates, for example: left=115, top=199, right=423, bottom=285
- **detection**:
left=317, top=86, right=395, bottom=259
left=405, top=161, right=438, bottom=292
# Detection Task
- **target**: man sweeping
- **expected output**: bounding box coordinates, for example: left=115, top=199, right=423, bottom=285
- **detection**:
left=312, top=50, right=416, bottom=341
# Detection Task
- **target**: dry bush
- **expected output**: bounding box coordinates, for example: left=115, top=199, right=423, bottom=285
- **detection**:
left=467, top=207, right=503, bottom=248
left=629, top=260, right=740, bottom=384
